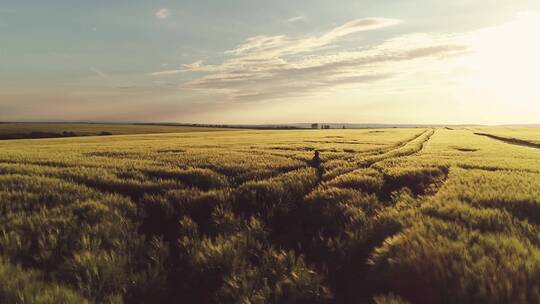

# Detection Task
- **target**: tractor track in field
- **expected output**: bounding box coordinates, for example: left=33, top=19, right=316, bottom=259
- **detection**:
left=474, top=132, right=540, bottom=149
left=248, top=130, right=434, bottom=189
left=457, top=164, right=540, bottom=174
left=323, top=129, right=435, bottom=184
left=361, top=129, right=435, bottom=167
left=339, top=129, right=431, bottom=162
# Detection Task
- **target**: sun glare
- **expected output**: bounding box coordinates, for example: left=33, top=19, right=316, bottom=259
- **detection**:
left=461, top=11, right=540, bottom=104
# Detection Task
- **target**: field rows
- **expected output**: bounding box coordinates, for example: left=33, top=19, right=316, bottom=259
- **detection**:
left=0, top=127, right=538, bottom=303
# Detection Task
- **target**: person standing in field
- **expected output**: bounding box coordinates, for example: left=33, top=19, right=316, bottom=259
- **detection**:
left=311, top=150, right=323, bottom=179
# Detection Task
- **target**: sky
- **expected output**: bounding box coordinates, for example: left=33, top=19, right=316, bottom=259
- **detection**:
left=1, top=0, right=539, bottom=124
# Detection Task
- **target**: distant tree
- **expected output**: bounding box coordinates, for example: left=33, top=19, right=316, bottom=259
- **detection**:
left=342, top=125, right=346, bottom=129
left=62, top=131, right=76, bottom=137
left=311, top=123, right=319, bottom=129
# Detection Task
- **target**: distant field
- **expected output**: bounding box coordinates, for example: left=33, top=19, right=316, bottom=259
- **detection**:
left=473, top=126, right=540, bottom=145
left=0, top=128, right=539, bottom=303
left=0, top=123, right=232, bottom=139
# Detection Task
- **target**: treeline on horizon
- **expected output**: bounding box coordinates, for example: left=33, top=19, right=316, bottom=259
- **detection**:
left=0, top=131, right=113, bottom=140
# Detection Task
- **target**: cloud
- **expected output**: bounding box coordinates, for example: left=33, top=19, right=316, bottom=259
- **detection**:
left=287, top=16, right=306, bottom=23
left=224, top=17, right=400, bottom=58
left=151, top=60, right=208, bottom=77
left=172, top=18, right=469, bottom=102
left=324, top=18, right=401, bottom=39
left=89, top=67, right=109, bottom=79
left=151, top=69, right=183, bottom=76
left=117, top=85, right=136, bottom=90
left=155, top=8, right=171, bottom=19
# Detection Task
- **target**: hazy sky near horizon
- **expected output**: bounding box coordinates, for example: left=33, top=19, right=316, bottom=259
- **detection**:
left=1, top=1, right=539, bottom=124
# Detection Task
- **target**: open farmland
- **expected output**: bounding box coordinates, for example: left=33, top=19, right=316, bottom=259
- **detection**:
left=0, top=127, right=539, bottom=304
left=0, top=123, right=235, bottom=140
left=472, top=127, right=540, bottom=147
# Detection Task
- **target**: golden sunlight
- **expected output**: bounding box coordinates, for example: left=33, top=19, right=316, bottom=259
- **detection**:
left=462, top=11, right=540, bottom=103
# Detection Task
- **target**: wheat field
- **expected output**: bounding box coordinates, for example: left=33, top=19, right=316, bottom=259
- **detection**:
left=0, top=126, right=538, bottom=303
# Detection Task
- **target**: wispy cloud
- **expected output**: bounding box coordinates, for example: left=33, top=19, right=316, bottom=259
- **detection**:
left=151, top=69, right=183, bottom=76
left=224, top=17, right=401, bottom=58
left=89, top=67, right=109, bottom=79
left=155, top=8, right=171, bottom=19
left=171, top=17, right=469, bottom=102
left=287, top=16, right=306, bottom=23
left=151, top=60, right=206, bottom=77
